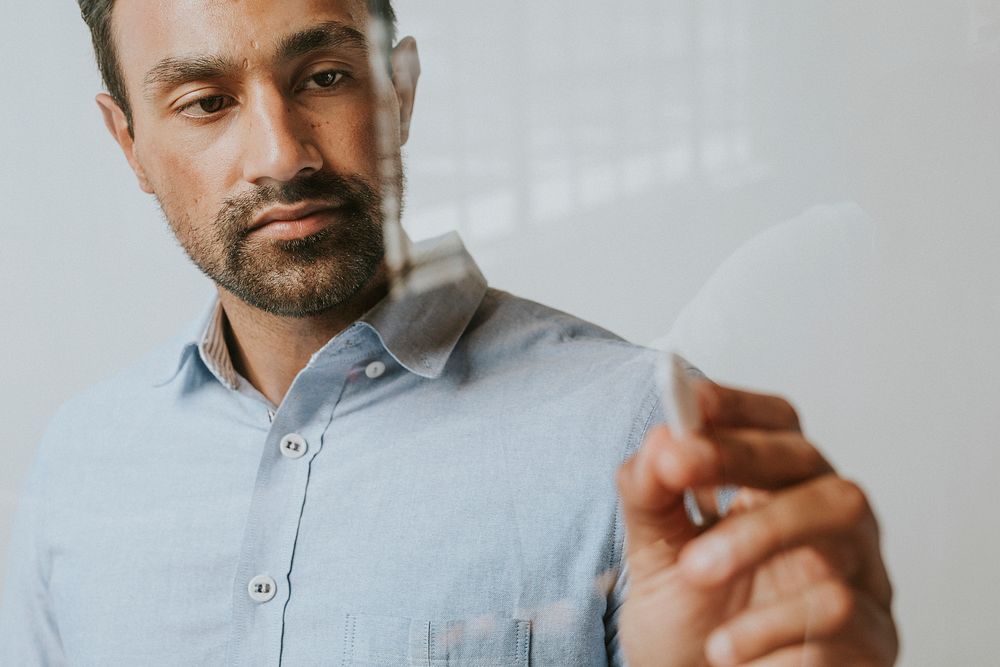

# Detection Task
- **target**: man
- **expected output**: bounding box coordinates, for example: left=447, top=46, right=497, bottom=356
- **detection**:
left=0, top=0, right=898, bottom=664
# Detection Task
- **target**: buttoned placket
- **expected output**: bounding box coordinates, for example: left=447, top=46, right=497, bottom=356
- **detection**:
left=224, top=325, right=391, bottom=666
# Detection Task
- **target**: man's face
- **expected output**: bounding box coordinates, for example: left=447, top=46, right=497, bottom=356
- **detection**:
left=106, top=0, right=415, bottom=317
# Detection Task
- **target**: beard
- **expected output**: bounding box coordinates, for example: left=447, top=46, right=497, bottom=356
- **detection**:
left=159, top=169, right=393, bottom=318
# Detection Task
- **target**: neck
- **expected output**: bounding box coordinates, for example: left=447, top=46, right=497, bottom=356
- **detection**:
left=218, top=265, right=390, bottom=407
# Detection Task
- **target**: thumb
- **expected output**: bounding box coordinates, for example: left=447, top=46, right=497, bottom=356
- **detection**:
left=616, top=425, right=717, bottom=572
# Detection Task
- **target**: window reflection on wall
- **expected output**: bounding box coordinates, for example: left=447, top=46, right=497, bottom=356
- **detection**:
left=402, top=0, right=755, bottom=245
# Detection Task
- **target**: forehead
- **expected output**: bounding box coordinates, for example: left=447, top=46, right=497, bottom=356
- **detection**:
left=112, top=0, right=369, bottom=88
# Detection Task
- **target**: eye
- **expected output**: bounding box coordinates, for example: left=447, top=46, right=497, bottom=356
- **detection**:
left=302, top=70, right=347, bottom=90
left=179, top=95, right=234, bottom=118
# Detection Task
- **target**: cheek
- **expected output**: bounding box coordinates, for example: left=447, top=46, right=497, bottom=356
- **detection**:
left=139, top=139, right=233, bottom=229
left=312, top=110, right=381, bottom=176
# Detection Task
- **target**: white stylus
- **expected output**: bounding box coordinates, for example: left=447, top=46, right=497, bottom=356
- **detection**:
left=659, top=353, right=738, bottom=527
left=660, top=353, right=709, bottom=526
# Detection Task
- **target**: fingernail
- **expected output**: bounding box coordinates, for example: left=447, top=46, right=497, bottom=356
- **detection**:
left=684, top=536, right=729, bottom=580
left=675, top=433, right=715, bottom=474
left=706, top=629, right=737, bottom=666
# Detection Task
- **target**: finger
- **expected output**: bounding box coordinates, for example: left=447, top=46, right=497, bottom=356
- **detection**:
left=678, top=475, right=880, bottom=591
left=756, top=542, right=865, bottom=603
left=620, top=426, right=831, bottom=547
left=704, top=579, right=861, bottom=666
left=710, top=428, right=833, bottom=488
left=617, top=425, right=708, bottom=564
left=716, top=588, right=899, bottom=667
left=693, top=489, right=893, bottom=613
left=677, top=429, right=832, bottom=493
left=729, top=642, right=868, bottom=667
left=698, top=382, right=802, bottom=432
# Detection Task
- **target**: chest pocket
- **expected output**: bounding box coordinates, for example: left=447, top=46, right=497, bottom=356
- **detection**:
left=343, top=612, right=531, bottom=666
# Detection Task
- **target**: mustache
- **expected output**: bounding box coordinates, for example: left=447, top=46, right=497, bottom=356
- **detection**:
left=214, top=171, right=380, bottom=241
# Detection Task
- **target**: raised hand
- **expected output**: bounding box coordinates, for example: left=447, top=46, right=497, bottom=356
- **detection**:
left=616, top=381, right=898, bottom=666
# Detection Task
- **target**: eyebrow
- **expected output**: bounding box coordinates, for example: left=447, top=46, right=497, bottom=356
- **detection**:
left=143, top=55, right=239, bottom=97
left=142, top=20, right=369, bottom=98
left=275, top=20, right=369, bottom=62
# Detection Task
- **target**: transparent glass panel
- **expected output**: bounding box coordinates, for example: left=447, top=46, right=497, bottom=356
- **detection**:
left=1, top=1, right=997, bottom=665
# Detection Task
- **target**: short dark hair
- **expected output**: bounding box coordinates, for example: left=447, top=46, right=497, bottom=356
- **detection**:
left=78, top=0, right=397, bottom=132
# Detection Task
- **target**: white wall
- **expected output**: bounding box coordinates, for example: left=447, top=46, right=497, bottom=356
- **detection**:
left=2, top=1, right=998, bottom=664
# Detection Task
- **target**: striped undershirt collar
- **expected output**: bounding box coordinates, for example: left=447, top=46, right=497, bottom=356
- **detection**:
left=198, top=301, right=240, bottom=390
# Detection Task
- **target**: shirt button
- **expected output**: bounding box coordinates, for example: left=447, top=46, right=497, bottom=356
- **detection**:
left=279, top=433, right=308, bottom=459
left=247, top=575, right=277, bottom=603
left=365, top=361, right=386, bottom=379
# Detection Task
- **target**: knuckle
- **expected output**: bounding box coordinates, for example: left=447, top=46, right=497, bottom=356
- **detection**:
left=727, top=429, right=761, bottom=471
left=756, top=515, right=784, bottom=552
left=725, top=390, right=745, bottom=421
left=769, top=393, right=802, bottom=428
left=781, top=398, right=801, bottom=428
left=818, top=476, right=870, bottom=526
left=796, top=545, right=838, bottom=580
left=884, top=576, right=896, bottom=606
left=836, top=478, right=871, bottom=524
left=796, top=439, right=828, bottom=475
left=819, top=580, right=857, bottom=630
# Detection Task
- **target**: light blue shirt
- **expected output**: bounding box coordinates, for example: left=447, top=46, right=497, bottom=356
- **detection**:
left=1, top=234, right=664, bottom=666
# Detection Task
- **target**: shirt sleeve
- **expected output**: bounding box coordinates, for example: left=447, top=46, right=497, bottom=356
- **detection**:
left=604, top=554, right=632, bottom=666
left=0, top=438, right=67, bottom=665
left=605, top=382, right=664, bottom=667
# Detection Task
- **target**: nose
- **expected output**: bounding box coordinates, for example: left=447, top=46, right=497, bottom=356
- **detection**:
left=241, top=88, right=323, bottom=185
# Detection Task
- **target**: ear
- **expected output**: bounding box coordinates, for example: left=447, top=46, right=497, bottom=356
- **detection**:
left=390, top=37, right=421, bottom=146
left=96, top=93, right=154, bottom=194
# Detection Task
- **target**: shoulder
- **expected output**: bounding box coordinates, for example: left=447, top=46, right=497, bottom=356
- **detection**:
left=463, top=287, right=663, bottom=381
left=460, top=288, right=665, bottom=451
left=73, top=328, right=189, bottom=401
left=14, top=327, right=192, bottom=530
left=37, top=325, right=195, bottom=456
left=466, top=287, right=658, bottom=364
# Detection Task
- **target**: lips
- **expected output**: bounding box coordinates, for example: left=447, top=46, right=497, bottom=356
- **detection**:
left=249, top=201, right=342, bottom=232
left=246, top=201, right=345, bottom=242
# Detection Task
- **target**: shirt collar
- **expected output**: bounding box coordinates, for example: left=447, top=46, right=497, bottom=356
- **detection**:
left=154, top=231, right=487, bottom=387
left=358, top=232, right=487, bottom=379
